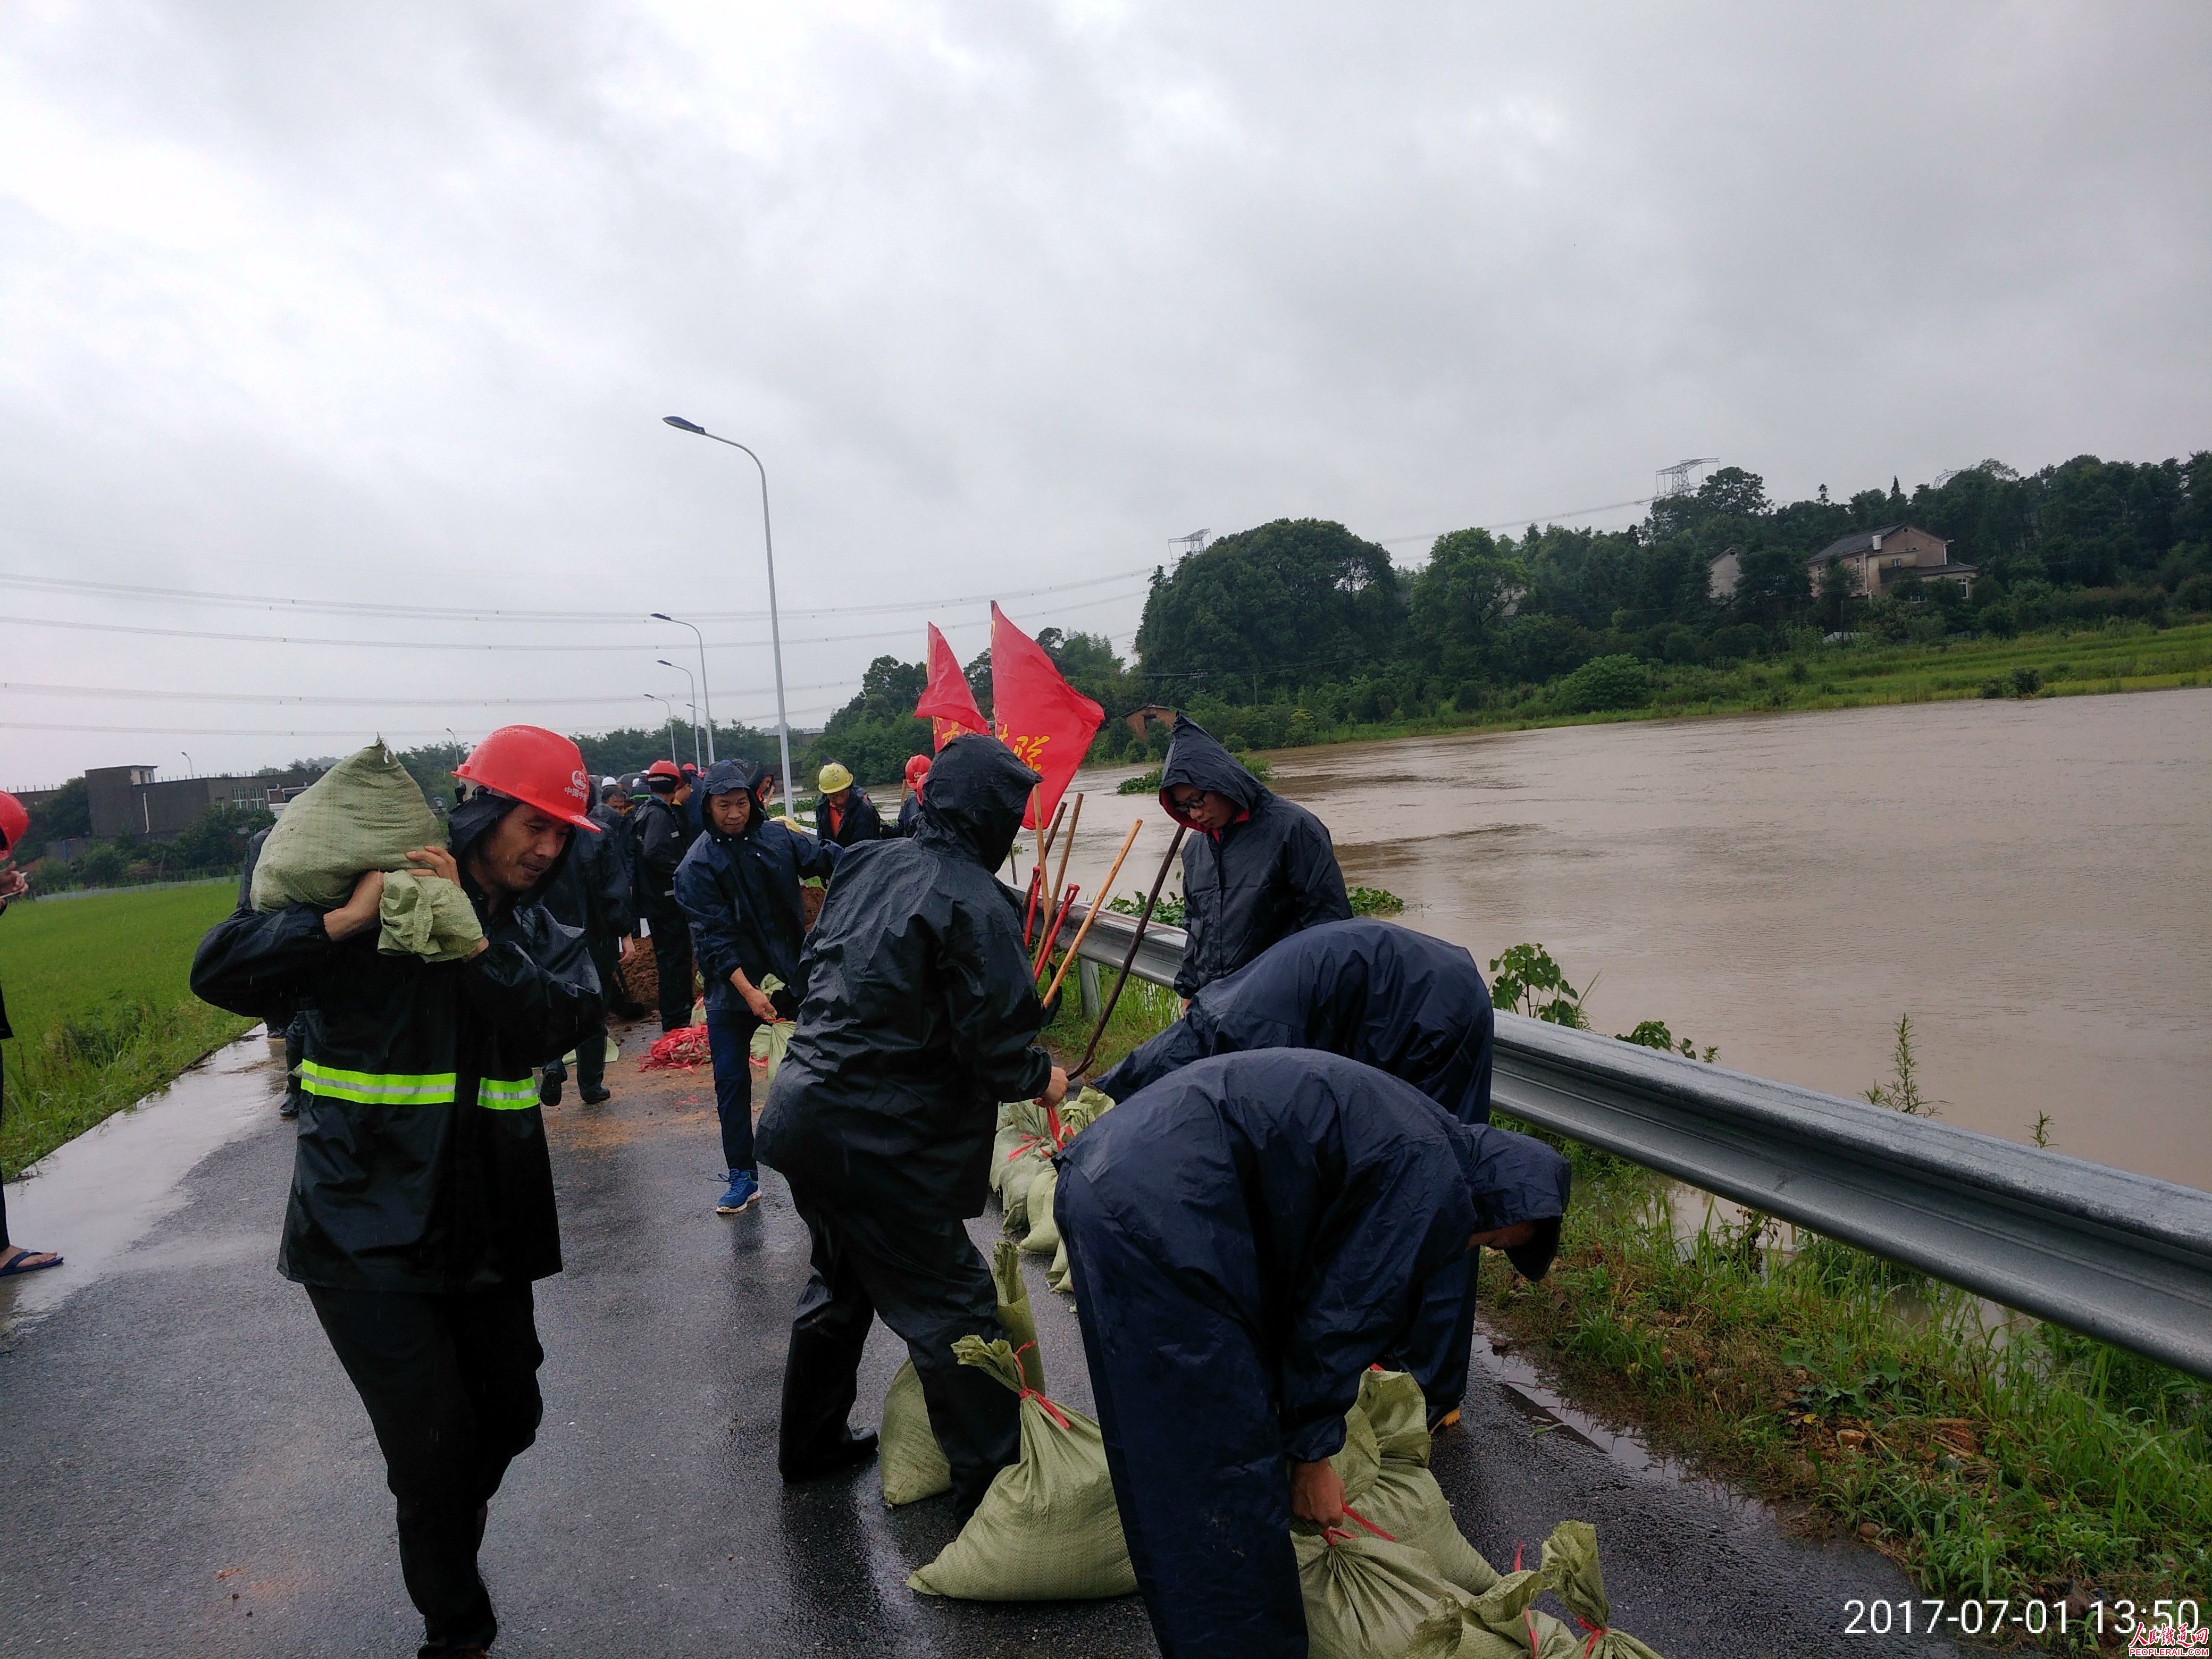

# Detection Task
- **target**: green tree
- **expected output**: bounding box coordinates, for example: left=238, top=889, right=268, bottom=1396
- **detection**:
left=1134, top=518, right=1403, bottom=699
left=1407, top=527, right=1526, bottom=682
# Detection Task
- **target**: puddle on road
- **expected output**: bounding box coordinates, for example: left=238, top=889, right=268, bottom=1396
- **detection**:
left=1, top=1029, right=280, bottom=1338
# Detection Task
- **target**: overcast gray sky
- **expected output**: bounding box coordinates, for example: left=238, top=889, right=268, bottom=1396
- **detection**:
left=4, top=1, right=2207, bottom=785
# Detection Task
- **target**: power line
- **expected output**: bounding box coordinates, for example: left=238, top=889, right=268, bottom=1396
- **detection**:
left=7, top=707, right=849, bottom=741
left=0, top=679, right=857, bottom=708
left=0, top=584, right=1149, bottom=652
left=0, top=566, right=1154, bottom=624
left=1371, top=495, right=1656, bottom=547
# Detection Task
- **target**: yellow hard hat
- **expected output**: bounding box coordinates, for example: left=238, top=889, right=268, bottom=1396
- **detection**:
left=816, top=761, right=854, bottom=793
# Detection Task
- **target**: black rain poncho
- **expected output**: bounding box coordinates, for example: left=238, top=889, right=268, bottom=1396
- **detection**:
left=1057, top=1051, right=1568, bottom=1659
left=674, top=762, right=841, bottom=1018
left=190, top=791, right=604, bottom=1292
left=757, top=734, right=1054, bottom=1221
left=1158, top=716, right=1351, bottom=998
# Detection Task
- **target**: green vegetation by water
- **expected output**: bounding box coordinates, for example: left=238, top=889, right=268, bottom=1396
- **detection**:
left=0, top=881, right=249, bottom=1177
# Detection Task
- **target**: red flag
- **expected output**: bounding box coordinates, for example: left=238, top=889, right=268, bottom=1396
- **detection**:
left=915, top=623, right=987, bottom=751
left=989, top=603, right=1105, bottom=831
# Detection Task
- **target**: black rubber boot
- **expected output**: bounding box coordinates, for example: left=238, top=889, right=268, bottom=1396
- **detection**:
left=777, top=1325, right=877, bottom=1482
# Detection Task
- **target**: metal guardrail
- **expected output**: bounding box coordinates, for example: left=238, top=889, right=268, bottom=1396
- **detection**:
left=1053, top=901, right=2212, bottom=1380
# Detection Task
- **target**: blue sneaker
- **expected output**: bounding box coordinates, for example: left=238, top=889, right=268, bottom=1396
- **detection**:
left=716, top=1168, right=760, bottom=1214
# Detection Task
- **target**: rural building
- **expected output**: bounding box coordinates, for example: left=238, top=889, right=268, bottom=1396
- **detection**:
left=84, top=764, right=321, bottom=841
left=1121, top=703, right=1179, bottom=739
left=1811, top=524, right=1978, bottom=600
left=1707, top=546, right=1742, bottom=599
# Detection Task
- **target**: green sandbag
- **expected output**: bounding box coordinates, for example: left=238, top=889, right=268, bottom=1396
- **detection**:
left=377, top=869, right=484, bottom=962
left=1295, top=1525, right=1460, bottom=1659
left=1541, top=1521, right=1667, bottom=1659
left=252, top=742, right=442, bottom=912
left=749, top=976, right=794, bottom=1085
left=1355, top=1370, right=1499, bottom=1596
left=906, top=1337, right=1135, bottom=1601
left=1046, top=1238, right=1073, bottom=1297
left=881, top=1242, right=1043, bottom=1507
left=1405, top=1570, right=1565, bottom=1659
left=1020, top=1162, right=1060, bottom=1255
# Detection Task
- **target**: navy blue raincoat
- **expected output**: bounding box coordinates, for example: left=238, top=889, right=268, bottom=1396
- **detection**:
left=1157, top=716, right=1350, bottom=998
left=673, top=763, right=841, bottom=1016
left=1055, top=1051, right=1569, bottom=1659
left=1096, top=918, right=1494, bottom=1124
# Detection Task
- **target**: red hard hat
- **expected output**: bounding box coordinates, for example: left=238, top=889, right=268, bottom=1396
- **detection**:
left=0, top=790, right=27, bottom=856
left=454, top=725, right=600, bottom=832
left=645, top=758, right=683, bottom=780
left=903, top=754, right=932, bottom=789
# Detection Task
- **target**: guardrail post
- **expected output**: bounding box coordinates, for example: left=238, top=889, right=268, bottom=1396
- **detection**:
left=1078, top=958, right=1102, bottom=1025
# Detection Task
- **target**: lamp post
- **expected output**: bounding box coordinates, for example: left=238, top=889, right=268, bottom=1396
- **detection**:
left=180, top=750, right=194, bottom=778
left=643, top=693, right=680, bottom=764
left=658, top=659, right=703, bottom=769
left=650, top=612, right=715, bottom=764
left=661, top=416, right=793, bottom=819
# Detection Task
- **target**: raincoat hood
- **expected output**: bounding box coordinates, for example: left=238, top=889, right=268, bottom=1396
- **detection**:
left=448, top=787, right=576, bottom=911
left=1158, top=715, right=1268, bottom=830
left=914, top=734, right=1042, bottom=870
left=1449, top=1122, right=1571, bottom=1279
left=699, top=759, right=769, bottom=841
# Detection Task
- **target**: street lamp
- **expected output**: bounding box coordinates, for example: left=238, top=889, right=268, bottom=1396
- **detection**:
left=180, top=750, right=194, bottom=778
left=658, top=659, right=703, bottom=769
left=661, top=415, right=793, bottom=819
left=643, top=693, right=680, bottom=764
left=650, top=611, right=715, bottom=764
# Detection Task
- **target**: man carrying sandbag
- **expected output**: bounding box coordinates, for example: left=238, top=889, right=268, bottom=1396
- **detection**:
left=756, top=734, right=1068, bottom=1510
left=634, top=758, right=700, bottom=1032
left=190, top=726, right=604, bottom=1659
left=537, top=776, right=636, bottom=1108
left=1056, top=1050, right=1569, bottom=1659
left=1156, top=715, right=1351, bottom=1006
left=674, top=760, right=841, bottom=1217
left=1093, top=918, right=1498, bottom=1428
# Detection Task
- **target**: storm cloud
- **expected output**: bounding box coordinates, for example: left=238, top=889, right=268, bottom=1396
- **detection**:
left=3, top=1, right=2206, bottom=779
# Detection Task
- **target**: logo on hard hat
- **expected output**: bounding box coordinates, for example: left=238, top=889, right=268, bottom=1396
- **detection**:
left=567, top=768, right=588, bottom=802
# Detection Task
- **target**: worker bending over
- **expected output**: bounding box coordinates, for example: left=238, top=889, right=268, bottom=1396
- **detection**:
left=1156, top=715, right=1350, bottom=1002
left=757, top=734, right=1067, bottom=1511
left=808, top=760, right=885, bottom=847
left=190, top=727, right=604, bottom=1659
left=1094, top=917, right=1496, bottom=1424
left=1057, top=1050, right=1569, bottom=1659
left=674, top=760, right=841, bottom=1216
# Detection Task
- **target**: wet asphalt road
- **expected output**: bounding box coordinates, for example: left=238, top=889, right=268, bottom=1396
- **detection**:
left=0, top=1028, right=1961, bottom=1658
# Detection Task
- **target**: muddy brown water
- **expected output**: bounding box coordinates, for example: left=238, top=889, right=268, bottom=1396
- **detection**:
left=1051, top=687, right=2211, bottom=1191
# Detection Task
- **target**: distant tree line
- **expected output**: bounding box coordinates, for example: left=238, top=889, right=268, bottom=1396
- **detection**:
left=800, top=449, right=2211, bottom=774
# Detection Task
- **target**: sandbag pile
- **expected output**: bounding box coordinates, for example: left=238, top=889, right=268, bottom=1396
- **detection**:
left=992, top=1086, right=1115, bottom=1284
left=880, top=1239, right=1041, bottom=1507
left=1298, top=1372, right=1667, bottom=1659
left=249, top=742, right=483, bottom=962
left=905, top=1337, right=1136, bottom=1602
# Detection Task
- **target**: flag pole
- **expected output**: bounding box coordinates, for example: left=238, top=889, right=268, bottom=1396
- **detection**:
left=1072, top=824, right=1187, bottom=1078
left=1041, top=818, right=1142, bottom=1011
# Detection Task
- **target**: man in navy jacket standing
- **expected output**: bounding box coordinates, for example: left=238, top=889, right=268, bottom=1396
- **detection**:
left=674, top=760, right=841, bottom=1217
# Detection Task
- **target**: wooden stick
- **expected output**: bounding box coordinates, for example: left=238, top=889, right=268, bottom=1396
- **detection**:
left=1073, top=824, right=1187, bottom=1078
left=1036, top=796, right=1069, bottom=871
left=1046, top=792, right=1083, bottom=949
left=1034, top=884, right=1080, bottom=981
left=1041, top=818, right=1142, bottom=1010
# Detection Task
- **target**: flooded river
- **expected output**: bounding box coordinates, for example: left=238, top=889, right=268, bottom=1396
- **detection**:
left=1055, top=686, right=2212, bottom=1191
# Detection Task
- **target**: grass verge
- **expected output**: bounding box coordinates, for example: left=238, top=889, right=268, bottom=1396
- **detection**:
left=1, top=881, right=250, bottom=1176
left=1478, top=1145, right=2210, bottom=1650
